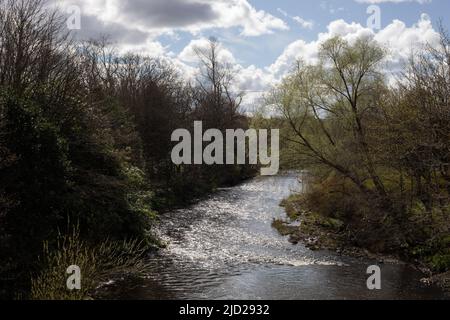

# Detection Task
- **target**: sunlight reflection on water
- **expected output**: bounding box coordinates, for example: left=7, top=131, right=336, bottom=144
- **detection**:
left=107, top=173, right=447, bottom=300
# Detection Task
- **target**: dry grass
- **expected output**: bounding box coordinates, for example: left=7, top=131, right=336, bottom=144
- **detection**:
left=30, top=228, right=149, bottom=300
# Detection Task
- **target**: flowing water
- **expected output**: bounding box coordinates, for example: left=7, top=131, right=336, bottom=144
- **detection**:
left=108, top=173, right=447, bottom=300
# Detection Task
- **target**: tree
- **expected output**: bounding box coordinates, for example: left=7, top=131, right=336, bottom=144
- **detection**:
left=193, top=37, right=243, bottom=130
left=273, top=36, right=387, bottom=198
left=377, top=27, right=450, bottom=211
left=0, top=1, right=152, bottom=297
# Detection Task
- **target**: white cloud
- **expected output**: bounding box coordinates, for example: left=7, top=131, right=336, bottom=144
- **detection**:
left=292, top=16, right=314, bottom=30
left=117, top=40, right=169, bottom=58
left=178, top=38, right=236, bottom=64
left=175, top=37, right=275, bottom=110
left=375, top=13, right=439, bottom=62
left=50, top=0, right=442, bottom=110
left=277, top=8, right=315, bottom=30
left=169, top=14, right=441, bottom=109
left=267, top=14, right=440, bottom=81
left=277, top=8, right=288, bottom=17
left=131, top=14, right=441, bottom=109
left=355, top=0, right=431, bottom=3
left=267, top=40, right=319, bottom=78
left=215, top=0, right=289, bottom=37
left=53, top=0, right=289, bottom=38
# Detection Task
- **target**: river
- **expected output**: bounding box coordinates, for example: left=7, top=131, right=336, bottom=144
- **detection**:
left=104, top=172, right=447, bottom=300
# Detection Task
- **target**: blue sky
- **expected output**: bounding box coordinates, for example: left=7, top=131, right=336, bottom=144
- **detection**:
left=154, top=0, right=450, bottom=69
left=55, top=0, right=449, bottom=104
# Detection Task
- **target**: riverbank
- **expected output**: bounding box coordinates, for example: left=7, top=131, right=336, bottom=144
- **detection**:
left=94, top=174, right=446, bottom=300
left=273, top=194, right=450, bottom=294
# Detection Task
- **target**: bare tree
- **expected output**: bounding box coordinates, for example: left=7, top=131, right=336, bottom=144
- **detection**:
left=194, top=37, right=243, bottom=129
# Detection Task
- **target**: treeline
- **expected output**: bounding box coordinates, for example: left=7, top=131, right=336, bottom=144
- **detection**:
left=264, top=31, right=450, bottom=271
left=0, top=0, right=254, bottom=298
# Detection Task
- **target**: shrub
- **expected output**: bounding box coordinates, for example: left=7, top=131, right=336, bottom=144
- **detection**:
left=430, top=254, right=450, bottom=273
left=30, top=228, right=149, bottom=300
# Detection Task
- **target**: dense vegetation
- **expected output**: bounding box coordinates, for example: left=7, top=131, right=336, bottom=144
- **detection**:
left=264, top=30, right=450, bottom=274
left=1, top=0, right=448, bottom=300
left=0, top=0, right=254, bottom=299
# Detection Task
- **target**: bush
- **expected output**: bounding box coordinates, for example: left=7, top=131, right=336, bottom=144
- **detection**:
left=430, top=254, right=450, bottom=273
left=30, top=228, right=149, bottom=300
left=300, top=175, right=406, bottom=253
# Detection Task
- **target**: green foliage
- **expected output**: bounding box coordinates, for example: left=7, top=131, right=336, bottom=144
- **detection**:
left=1, top=92, right=71, bottom=264
left=30, top=228, right=149, bottom=300
left=280, top=194, right=302, bottom=221
left=271, top=219, right=297, bottom=236
left=430, top=254, right=450, bottom=273
left=0, top=0, right=254, bottom=299
left=411, top=235, right=450, bottom=273
left=124, top=166, right=158, bottom=221
left=267, top=33, right=450, bottom=266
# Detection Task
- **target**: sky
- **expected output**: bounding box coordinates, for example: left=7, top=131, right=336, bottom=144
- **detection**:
left=52, top=0, right=450, bottom=107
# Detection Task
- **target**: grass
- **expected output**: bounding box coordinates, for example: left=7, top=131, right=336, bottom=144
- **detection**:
left=30, top=228, right=150, bottom=300
left=272, top=219, right=298, bottom=237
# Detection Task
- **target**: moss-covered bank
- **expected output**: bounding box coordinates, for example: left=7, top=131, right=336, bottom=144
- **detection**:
left=273, top=194, right=450, bottom=293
